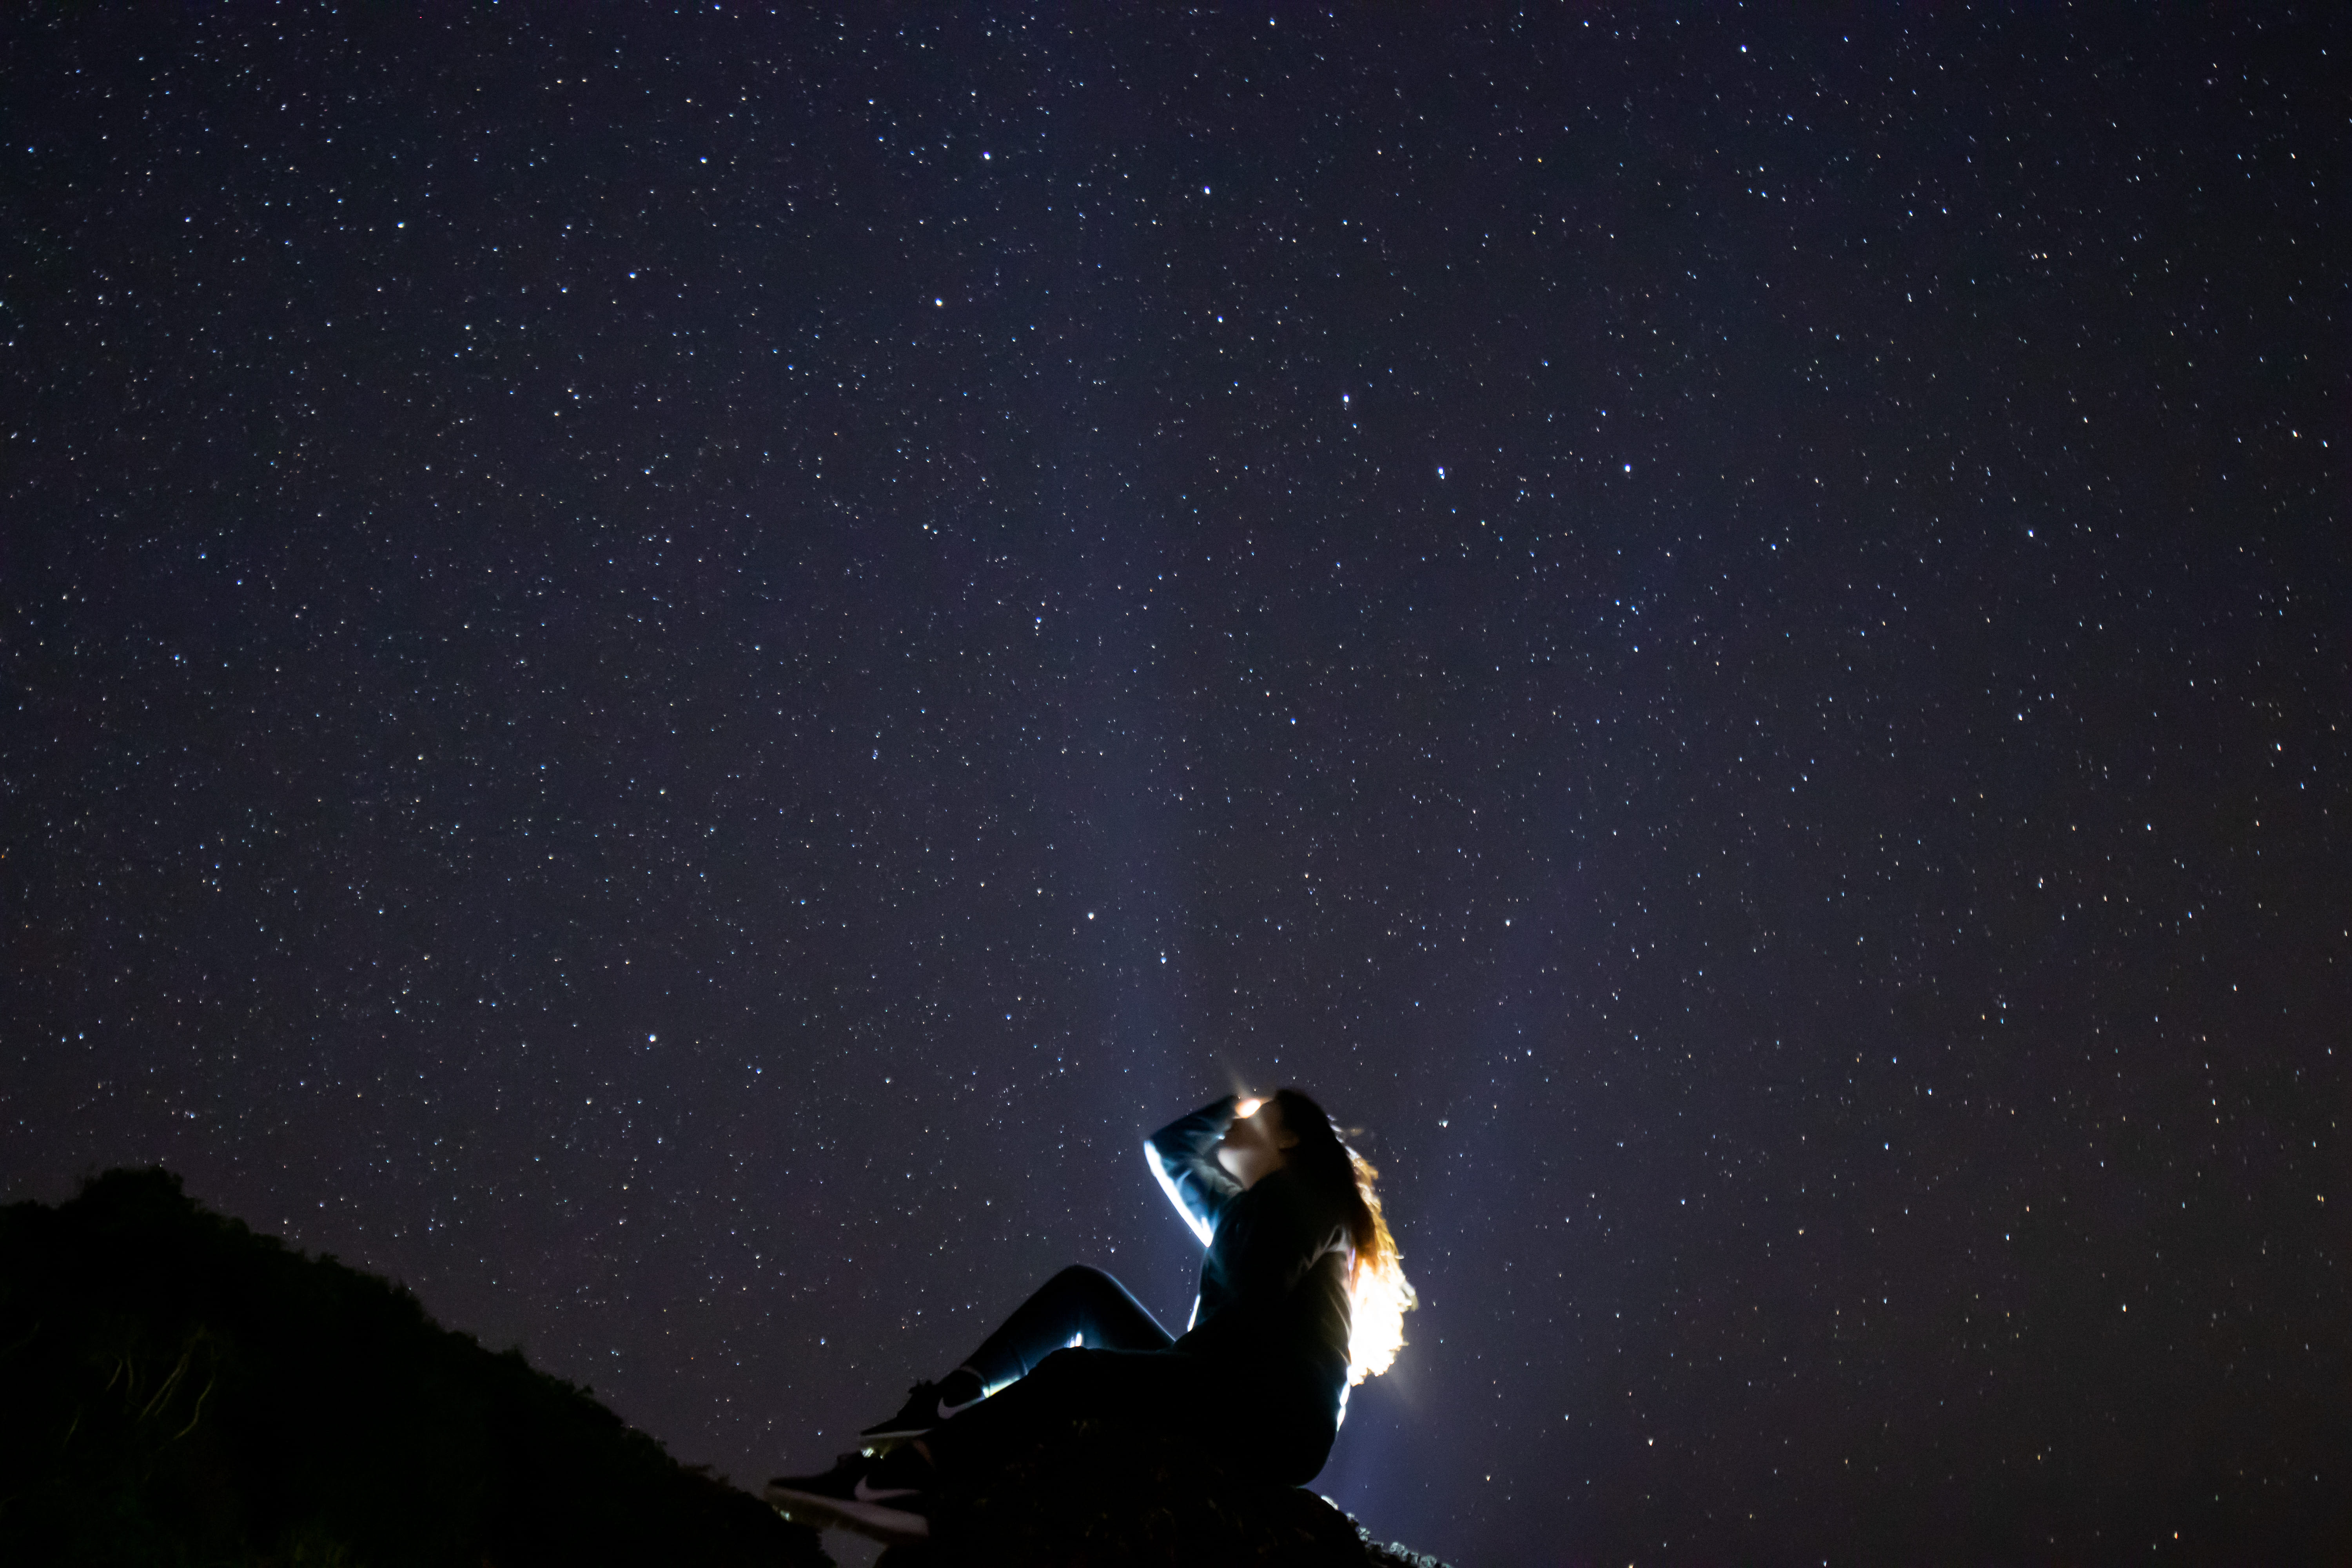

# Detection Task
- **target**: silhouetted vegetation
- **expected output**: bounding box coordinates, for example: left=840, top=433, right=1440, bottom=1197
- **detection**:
left=0, top=1168, right=827, bottom=1568
left=867, top=1417, right=1448, bottom=1568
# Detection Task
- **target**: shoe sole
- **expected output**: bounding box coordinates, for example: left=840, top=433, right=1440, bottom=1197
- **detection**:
left=765, top=1486, right=931, bottom=1544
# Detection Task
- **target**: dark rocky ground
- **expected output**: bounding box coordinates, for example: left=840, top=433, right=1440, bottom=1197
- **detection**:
left=864, top=1420, right=1450, bottom=1568
left=0, top=1168, right=825, bottom=1568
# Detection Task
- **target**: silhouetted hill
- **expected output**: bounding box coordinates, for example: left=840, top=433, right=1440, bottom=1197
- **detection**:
left=0, top=1167, right=827, bottom=1568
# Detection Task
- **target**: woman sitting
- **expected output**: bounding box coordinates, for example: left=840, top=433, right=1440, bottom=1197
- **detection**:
left=766, top=1087, right=1416, bottom=1544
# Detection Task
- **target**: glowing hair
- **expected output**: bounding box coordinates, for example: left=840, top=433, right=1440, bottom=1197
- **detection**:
left=1272, top=1088, right=1418, bottom=1384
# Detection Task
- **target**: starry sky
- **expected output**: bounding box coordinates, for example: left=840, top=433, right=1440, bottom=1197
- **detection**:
left=5, top=7, right=2345, bottom=1564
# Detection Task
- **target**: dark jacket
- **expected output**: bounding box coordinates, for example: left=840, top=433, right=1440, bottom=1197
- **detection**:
left=1144, top=1096, right=1354, bottom=1425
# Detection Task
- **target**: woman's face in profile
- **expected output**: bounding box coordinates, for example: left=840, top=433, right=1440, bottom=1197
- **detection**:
left=1217, top=1096, right=1295, bottom=1188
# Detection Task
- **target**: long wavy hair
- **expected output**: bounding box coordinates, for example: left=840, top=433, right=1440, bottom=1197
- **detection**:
left=1272, top=1088, right=1417, bottom=1384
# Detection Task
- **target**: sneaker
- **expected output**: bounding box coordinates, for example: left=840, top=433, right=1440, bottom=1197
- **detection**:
left=764, top=1452, right=931, bottom=1544
left=858, top=1375, right=983, bottom=1444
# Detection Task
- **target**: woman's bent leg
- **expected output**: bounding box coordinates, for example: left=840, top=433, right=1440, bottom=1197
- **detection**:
left=853, top=1268, right=1170, bottom=1446
left=958, top=1265, right=1172, bottom=1392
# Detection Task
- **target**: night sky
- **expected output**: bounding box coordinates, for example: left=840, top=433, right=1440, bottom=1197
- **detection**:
left=5, top=7, right=2346, bottom=1564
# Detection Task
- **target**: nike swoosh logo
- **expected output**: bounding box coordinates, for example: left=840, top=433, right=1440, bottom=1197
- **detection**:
left=937, top=1392, right=983, bottom=1418
left=854, top=1477, right=921, bottom=1503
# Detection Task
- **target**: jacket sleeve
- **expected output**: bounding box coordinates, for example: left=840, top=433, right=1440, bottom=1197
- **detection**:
left=1143, top=1095, right=1243, bottom=1246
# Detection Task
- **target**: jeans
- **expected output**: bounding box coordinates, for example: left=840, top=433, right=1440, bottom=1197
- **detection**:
left=928, top=1265, right=1338, bottom=1487
left=962, top=1265, right=1174, bottom=1391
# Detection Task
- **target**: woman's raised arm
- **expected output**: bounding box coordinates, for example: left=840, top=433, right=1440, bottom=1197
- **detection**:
left=1142, top=1094, right=1243, bottom=1245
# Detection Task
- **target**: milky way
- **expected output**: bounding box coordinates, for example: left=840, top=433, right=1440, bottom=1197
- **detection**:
left=5, top=9, right=2344, bottom=1563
